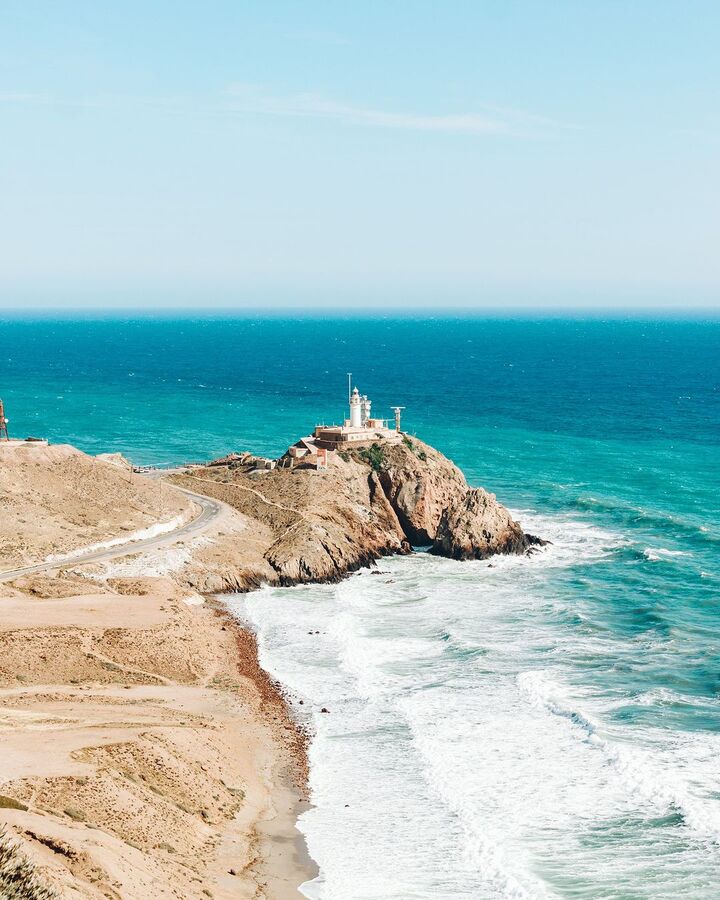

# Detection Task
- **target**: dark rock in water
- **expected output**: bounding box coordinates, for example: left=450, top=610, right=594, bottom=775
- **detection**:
left=431, top=487, right=547, bottom=560
left=525, top=533, right=550, bottom=554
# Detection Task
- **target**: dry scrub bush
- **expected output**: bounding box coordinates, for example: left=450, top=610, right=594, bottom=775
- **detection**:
left=0, top=828, right=56, bottom=900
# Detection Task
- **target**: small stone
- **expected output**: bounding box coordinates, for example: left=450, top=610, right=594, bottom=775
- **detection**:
left=321, top=707, right=330, bottom=713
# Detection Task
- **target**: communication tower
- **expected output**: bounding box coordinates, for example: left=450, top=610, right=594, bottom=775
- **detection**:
left=0, top=399, right=9, bottom=441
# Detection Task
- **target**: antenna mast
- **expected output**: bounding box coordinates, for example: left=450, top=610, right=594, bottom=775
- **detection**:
left=0, top=399, right=9, bottom=441
left=391, top=406, right=405, bottom=433
left=347, top=372, right=352, bottom=404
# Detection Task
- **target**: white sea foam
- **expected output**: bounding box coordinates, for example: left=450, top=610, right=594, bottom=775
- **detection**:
left=233, top=511, right=720, bottom=899
left=643, top=547, right=690, bottom=562
left=517, top=668, right=720, bottom=844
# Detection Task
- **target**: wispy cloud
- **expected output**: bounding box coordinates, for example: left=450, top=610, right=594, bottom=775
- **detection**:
left=0, top=85, right=563, bottom=137
left=0, top=91, right=55, bottom=105
left=0, top=90, right=194, bottom=112
left=224, top=84, right=557, bottom=137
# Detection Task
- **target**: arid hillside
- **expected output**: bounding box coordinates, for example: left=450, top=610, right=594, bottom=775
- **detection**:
left=0, top=444, right=311, bottom=898
left=0, top=443, right=190, bottom=569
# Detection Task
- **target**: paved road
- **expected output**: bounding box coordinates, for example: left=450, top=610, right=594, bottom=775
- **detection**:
left=0, top=487, right=223, bottom=584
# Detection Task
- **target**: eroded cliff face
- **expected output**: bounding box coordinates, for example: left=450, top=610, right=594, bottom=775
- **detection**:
left=378, top=439, right=468, bottom=544
left=170, top=435, right=544, bottom=592
left=432, top=487, right=542, bottom=560
left=170, top=455, right=410, bottom=591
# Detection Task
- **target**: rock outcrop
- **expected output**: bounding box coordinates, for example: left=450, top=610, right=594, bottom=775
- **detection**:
left=378, top=438, right=468, bottom=544
left=170, top=434, right=543, bottom=592
left=432, top=487, right=544, bottom=560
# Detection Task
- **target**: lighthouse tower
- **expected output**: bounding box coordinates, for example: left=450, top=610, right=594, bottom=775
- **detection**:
left=349, top=387, right=363, bottom=427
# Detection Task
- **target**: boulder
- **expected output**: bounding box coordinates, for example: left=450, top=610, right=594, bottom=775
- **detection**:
left=431, top=487, right=545, bottom=560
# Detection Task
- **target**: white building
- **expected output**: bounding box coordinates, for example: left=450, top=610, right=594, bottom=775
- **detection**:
left=280, top=382, right=405, bottom=467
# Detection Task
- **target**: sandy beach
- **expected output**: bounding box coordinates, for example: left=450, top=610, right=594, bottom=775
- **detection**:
left=0, top=442, right=315, bottom=898
left=0, top=572, right=315, bottom=898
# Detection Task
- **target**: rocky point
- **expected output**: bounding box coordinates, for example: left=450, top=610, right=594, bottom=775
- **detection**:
left=169, top=434, right=545, bottom=592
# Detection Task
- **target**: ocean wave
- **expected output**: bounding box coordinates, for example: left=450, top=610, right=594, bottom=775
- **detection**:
left=508, top=510, right=626, bottom=568
left=643, top=547, right=690, bottom=562
left=629, top=687, right=720, bottom=709
left=573, top=496, right=718, bottom=544
left=517, top=669, right=720, bottom=844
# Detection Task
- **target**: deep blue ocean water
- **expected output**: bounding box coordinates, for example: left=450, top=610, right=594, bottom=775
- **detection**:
left=2, top=315, right=719, bottom=897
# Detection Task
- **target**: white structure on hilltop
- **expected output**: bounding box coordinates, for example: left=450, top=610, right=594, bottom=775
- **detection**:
left=281, top=379, right=406, bottom=467
left=348, top=387, right=373, bottom=428
left=349, top=387, right=362, bottom=427
left=310, top=380, right=401, bottom=450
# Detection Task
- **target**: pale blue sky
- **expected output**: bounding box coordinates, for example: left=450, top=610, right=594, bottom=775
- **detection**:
left=1, top=1, right=718, bottom=310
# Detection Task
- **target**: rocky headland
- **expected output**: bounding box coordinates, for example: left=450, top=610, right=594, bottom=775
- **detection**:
left=170, top=434, right=544, bottom=594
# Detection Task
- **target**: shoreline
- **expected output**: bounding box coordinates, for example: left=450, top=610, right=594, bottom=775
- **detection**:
left=0, top=572, right=318, bottom=898
left=1, top=430, right=536, bottom=897
left=217, top=608, right=319, bottom=897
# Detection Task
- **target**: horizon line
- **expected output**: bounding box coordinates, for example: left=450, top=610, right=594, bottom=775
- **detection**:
left=1, top=306, right=719, bottom=321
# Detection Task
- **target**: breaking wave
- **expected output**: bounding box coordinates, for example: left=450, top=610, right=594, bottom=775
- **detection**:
left=233, top=505, right=720, bottom=898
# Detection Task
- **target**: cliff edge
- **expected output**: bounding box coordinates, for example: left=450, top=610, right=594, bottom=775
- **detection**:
left=170, top=435, right=544, bottom=592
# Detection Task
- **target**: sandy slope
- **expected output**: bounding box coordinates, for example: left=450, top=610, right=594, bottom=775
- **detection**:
left=0, top=574, right=310, bottom=898
left=0, top=443, right=190, bottom=569
left=0, top=445, right=313, bottom=898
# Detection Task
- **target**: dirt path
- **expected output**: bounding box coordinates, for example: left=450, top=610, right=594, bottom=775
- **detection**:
left=0, top=487, right=223, bottom=583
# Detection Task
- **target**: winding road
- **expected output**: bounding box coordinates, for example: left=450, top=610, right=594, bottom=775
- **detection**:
left=0, top=486, right=223, bottom=584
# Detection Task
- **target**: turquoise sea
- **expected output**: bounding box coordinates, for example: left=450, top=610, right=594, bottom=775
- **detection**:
left=1, top=315, right=719, bottom=897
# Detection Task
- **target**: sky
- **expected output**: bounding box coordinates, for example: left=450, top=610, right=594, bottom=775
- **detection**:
left=0, top=1, right=718, bottom=311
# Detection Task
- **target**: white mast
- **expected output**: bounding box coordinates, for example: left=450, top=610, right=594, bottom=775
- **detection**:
left=361, top=395, right=371, bottom=425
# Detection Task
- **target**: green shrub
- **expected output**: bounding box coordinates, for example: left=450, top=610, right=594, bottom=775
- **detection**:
left=63, top=807, right=86, bottom=822
left=156, top=842, right=176, bottom=854
left=358, top=443, right=385, bottom=472
left=402, top=435, right=427, bottom=461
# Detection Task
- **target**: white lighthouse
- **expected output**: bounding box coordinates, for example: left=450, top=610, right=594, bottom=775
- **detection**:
left=349, top=387, right=363, bottom=427
left=304, top=378, right=406, bottom=461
